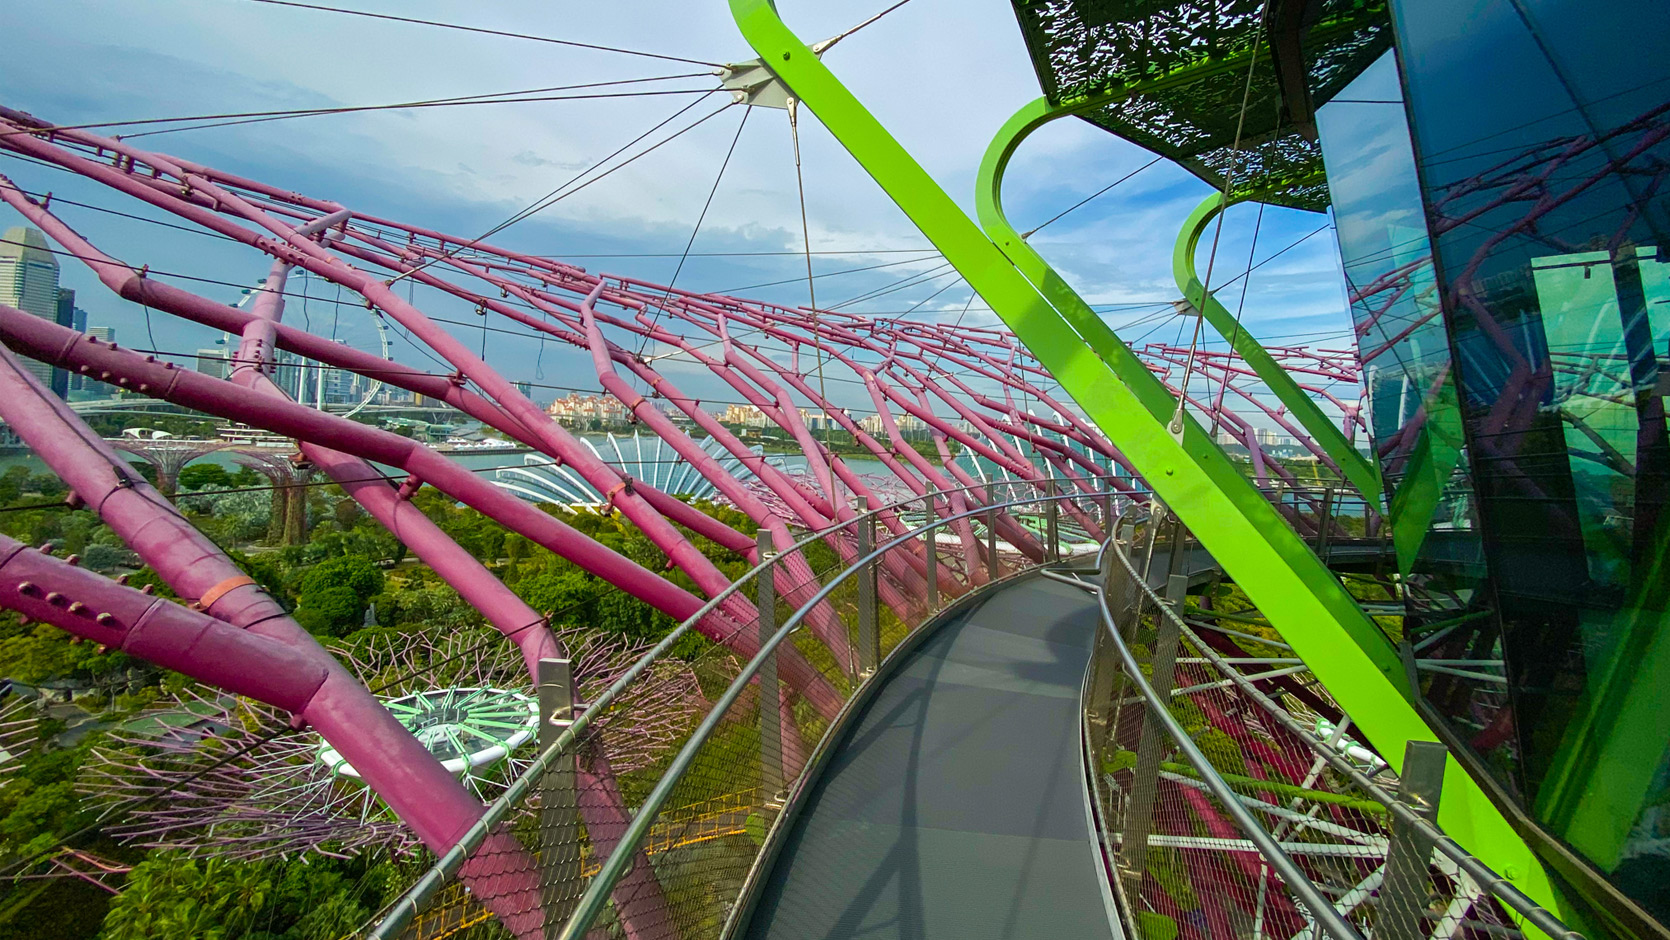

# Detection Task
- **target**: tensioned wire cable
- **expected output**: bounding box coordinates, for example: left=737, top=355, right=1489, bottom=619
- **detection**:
left=1172, top=36, right=1261, bottom=434
left=824, top=262, right=960, bottom=311
left=717, top=252, right=944, bottom=295
left=0, top=79, right=722, bottom=141
left=241, top=0, right=723, bottom=67
left=789, top=98, right=835, bottom=453
left=383, top=94, right=734, bottom=289
left=1211, top=159, right=1269, bottom=440
left=637, top=105, right=754, bottom=356
left=1021, top=156, right=1165, bottom=238
left=115, top=76, right=721, bottom=141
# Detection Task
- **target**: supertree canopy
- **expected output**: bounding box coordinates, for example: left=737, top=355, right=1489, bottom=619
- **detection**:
left=80, top=626, right=699, bottom=861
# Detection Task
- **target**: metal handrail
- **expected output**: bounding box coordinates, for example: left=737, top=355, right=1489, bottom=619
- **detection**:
left=364, top=473, right=1362, bottom=938
left=364, top=477, right=1124, bottom=940
left=1095, top=512, right=1581, bottom=940
left=553, top=488, right=1099, bottom=940
left=1171, top=606, right=1584, bottom=940
left=1097, top=524, right=1368, bottom=940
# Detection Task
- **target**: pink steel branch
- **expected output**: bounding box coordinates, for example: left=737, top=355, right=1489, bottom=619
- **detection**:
left=0, top=105, right=1368, bottom=921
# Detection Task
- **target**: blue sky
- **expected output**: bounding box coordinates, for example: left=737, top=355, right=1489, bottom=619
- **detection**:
left=0, top=0, right=1358, bottom=416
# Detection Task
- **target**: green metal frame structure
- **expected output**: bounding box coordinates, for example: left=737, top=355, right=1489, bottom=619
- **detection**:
left=727, top=0, right=1574, bottom=927
left=1172, top=191, right=1382, bottom=503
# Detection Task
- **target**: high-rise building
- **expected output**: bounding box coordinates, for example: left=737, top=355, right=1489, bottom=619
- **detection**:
left=196, top=347, right=230, bottom=380
left=51, top=288, right=75, bottom=398
left=74, top=325, right=115, bottom=394
left=0, top=226, right=63, bottom=396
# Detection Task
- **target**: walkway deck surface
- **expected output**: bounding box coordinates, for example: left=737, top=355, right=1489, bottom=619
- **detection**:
left=742, top=574, right=1119, bottom=940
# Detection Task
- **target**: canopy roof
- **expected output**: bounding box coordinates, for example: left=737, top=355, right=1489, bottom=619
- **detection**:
left=1008, top=0, right=1390, bottom=211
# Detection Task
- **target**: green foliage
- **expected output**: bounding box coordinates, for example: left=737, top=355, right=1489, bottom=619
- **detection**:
left=98, top=853, right=268, bottom=940
left=79, top=413, right=219, bottom=440
left=515, top=569, right=595, bottom=620
left=1193, top=726, right=1247, bottom=777
left=176, top=464, right=232, bottom=491
left=298, top=555, right=384, bottom=602
left=370, top=578, right=479, bottom=633
left=226, top=549, right=289, bottom=607
left=0, top=727, right=100, bottom=861
left=1102, top=748, right=1138, bottom=775
left=1144, top=846, right=1197, bottom=909
left=0, top=458, right=765, bottom=938
left=294, top=585, right=363, bottom=638
left=1136, top=912, right=1180, bottom=940
left=97, top=851, right=400, bottom=940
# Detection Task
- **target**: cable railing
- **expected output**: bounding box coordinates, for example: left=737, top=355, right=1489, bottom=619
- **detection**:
left=353, top=471, right=1390, bottom=940
left=1082, top=509, right=1581, bottom=940
left=359, top=476, right=1125, bottom=940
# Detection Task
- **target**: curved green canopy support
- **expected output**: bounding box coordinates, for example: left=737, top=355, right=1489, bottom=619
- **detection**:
left=1175, top=191, right=1382, bottom=504
left=728, top=0, right=1566, bottom=926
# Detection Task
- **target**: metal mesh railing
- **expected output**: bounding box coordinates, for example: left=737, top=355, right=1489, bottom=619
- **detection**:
left=1084, top=512, right=1582, bottom=940
left=358, top=477, right=1124, bottom=940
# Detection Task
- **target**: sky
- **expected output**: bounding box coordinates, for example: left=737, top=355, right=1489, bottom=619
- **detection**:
left=0, top=0, right=1360, bottom=422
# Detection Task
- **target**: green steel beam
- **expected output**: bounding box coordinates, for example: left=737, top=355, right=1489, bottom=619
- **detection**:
left=1536, top=576, right=1670, bottom=871
left=1385, top=374, right=1468, bottom=577
left=1174, top=191, right=1383, bottom=504
left=727, top=0, right=1572, bottom=926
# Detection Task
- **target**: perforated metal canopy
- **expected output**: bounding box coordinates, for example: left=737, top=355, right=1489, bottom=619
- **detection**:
left=1008, top=0, right=1390, bottom=210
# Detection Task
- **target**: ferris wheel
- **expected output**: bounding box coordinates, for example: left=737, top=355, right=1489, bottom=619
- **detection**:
left=236, top=266, right=393, bottom=419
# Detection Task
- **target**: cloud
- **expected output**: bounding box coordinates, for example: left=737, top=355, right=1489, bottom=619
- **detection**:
left=1, top=0, right=1357, bottom=421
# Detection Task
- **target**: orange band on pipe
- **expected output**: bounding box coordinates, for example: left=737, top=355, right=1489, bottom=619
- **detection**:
left=195, top=575, right=256, bottom=611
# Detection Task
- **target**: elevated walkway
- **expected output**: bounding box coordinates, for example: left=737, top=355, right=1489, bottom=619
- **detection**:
left=740, top=573, right=1120, bottom=940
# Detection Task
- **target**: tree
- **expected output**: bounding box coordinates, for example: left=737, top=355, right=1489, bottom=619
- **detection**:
left=294, top=585, right=363, bottom=638
left=176, top=464, right=232, bottom=492
left=98, top=853, right=271, bottom=940
left=297, top=555, right=383, bottom=602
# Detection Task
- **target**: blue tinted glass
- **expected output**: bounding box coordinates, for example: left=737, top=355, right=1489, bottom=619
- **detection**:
left=1393, top=0, right=1670, bottom=919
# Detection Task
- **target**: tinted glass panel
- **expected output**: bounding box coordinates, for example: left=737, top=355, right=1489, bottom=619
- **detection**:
left=1393, top=0, right=1670, bottom=919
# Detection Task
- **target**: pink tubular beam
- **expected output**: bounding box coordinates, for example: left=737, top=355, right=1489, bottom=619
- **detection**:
left=233, top=256, right=561, bottom=678
left=0, top=304, right=844, bottom=717
left=0, top=343, right=545, bottom=937
left=0, top=104, right=1385, bottom=911
left=0, top=538, right=328, bottom=711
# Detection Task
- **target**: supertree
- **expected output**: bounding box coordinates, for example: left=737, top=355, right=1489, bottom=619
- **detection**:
left=78, top=625, right=699, bottom=861
left=230, top=449, right=314, bottom=545
left=108, top=434, right=229, bottom=498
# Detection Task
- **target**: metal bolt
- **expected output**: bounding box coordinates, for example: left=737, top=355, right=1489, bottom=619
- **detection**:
left=95, top=612, right=115, bottom=625
left=45, top=592, right=65, bottom=605
left=67, top=601, right=86, bottom=614
left=16, top=581, right=36, bottom=595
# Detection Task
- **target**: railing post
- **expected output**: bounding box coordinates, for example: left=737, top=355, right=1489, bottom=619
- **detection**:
left=1379, top=741, right=1447, bottom=940
left=924, top=519, right=939, bottom=612
left=1316, top=485, right=1336, bottom=563
left=856, top=496, right=879, bottom=675
left=986, top=504, right=999, bottom=581
left=538, top=657, right=579, bottom=938
left=1045, top=478, right=1060, bottom=562
left=1118, top=573, right=1189, bottom=893
left=1102, top=486, right=1114, bottom=535
left=756, top=529, right=784, bottom=804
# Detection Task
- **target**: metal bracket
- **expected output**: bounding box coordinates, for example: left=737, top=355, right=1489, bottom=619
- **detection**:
left=719, top=36, right=838, bottom=111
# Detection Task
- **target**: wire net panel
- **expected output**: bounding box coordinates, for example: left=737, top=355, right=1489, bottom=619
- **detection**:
left=363, top=487, right=1105, bottom=940
left=1085, top=524, right=1537, bottom=940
